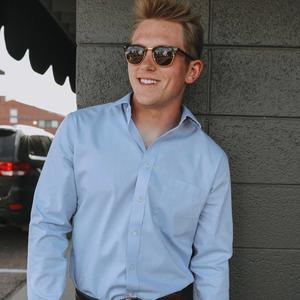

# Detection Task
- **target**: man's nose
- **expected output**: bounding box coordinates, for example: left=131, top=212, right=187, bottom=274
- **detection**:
left=140, top=49, right=156, bottom=70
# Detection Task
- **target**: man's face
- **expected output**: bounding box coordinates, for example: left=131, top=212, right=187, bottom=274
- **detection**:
left=128, top=19, right=193, bottom=110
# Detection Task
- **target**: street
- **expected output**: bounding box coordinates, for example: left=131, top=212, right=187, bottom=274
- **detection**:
left=0, top=226, right=27, bottom=300
left=0, top=226, right=75, bottom=300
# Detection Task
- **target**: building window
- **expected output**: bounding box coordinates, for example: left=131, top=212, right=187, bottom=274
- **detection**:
left=9, top=109, right=18, bottom=123
left=38, top=120, right=45, bottom=128
left=45, top=120, right=52, bottom=128
left=9, top=116, right=18, bottom=124
left=38, top=120, right=59, bottom=128
left=51, top=120, right=59, bottom=128
left=10, top=108, right=18, bottom=117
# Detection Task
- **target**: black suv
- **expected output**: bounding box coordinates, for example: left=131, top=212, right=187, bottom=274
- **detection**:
left=0, top=124, right=53, bottom=227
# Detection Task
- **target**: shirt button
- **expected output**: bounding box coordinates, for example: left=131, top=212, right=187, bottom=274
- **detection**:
left=145, top=162, right=151, bottom=168
left=137, top=196, right=143, bottom=202
left=129, top=264, right=135, bottom=270
left=132, top=230, right=138, bottom=236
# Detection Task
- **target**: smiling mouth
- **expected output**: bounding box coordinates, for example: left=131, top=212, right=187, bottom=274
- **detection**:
left=138, top=78, right=159, bottom=85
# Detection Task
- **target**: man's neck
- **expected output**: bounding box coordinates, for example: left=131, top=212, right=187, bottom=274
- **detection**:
left=131, top=97, right=182, bottom=131
left=130, top=96, right=183, bottom=147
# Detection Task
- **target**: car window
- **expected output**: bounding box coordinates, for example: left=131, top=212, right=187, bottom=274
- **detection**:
left=0, top=129, right=16, bottom=160
left=28, top=135, right=52, bottom=157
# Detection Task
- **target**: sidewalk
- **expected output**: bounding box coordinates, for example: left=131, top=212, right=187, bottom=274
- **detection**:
left=8, top=277, right=75, bottom=300
left=9, top=238, right=76, bottom=299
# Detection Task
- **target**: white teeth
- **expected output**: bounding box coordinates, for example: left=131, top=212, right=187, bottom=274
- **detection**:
left=139, top=78, right=158, bottom=85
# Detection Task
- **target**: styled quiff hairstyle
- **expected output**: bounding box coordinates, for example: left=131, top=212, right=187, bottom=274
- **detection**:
left=130, top=0, right=204, bottom=59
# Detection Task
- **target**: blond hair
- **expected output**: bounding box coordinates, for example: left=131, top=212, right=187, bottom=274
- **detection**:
left=130, top=0, right=204, bottom=59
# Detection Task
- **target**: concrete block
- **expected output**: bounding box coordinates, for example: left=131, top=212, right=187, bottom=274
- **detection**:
left=232, top=184, right=300, bottom=248
left=77, top=0, right=134, bottom=44
left=77, top=45, right=131, bottom=108
left=230, top=249, right=300, bottom=300
left=210, top=49, right=300, bottom=116
left=211, top=0, right=300, bottom=46
left=208, top=117, right=300, bottom=184
left=77, top=0, right=209, bottom=44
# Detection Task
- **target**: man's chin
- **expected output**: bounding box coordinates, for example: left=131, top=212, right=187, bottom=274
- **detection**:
left=132, top=93, right=160, bottom=107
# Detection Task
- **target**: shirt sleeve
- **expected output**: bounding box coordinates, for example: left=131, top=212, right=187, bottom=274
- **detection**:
left=190, top=153, right=233, bottom=300
left=27, top=113, right=78, bottom=300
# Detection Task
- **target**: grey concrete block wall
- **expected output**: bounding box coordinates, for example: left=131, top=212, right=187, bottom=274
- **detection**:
left=77, top=0, right=209, bottom=43
left=210, top=49, right=300, bottom=116
left=209, top=117, right=300, bottom=184
left=76, top=0, right=300, bottom=299
left=211, top=0, right=300, bottom=46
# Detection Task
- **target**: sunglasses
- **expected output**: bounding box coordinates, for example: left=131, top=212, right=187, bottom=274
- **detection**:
left=123, top=43, right=196, bottom=67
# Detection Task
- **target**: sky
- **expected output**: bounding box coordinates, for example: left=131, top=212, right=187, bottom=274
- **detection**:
left=0, top=27, right=77, bottom=116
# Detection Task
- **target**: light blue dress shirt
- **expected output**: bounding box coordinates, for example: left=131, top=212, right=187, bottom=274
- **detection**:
left=27, top=92, right=233, bottom=300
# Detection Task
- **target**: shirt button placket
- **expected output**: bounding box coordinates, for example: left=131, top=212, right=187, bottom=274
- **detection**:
left=126, top=157, right=154, bottom=295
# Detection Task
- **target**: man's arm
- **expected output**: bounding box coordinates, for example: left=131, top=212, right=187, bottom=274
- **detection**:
left=27, top=113, right=78, bottom=300
left=190, top=153, right=233, bottom=300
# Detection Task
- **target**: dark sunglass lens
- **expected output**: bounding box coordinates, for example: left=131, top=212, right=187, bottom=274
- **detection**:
left=153, top=47, right=174, bottom=66
left=125, top=46, right=145, bottom=64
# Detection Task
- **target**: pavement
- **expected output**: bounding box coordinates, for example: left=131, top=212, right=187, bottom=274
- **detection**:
left=7, top=235, right=75, bottom=300
left=8, top=277, right=75, bottom=300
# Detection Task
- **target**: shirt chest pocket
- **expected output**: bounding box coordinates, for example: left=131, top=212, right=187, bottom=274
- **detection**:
left=152, top=178, right=206, bottom=240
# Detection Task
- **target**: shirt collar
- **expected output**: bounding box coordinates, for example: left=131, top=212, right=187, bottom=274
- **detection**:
left=113, top=92, right=201, bottom=129
left=180, top=104, right=202, bottom=128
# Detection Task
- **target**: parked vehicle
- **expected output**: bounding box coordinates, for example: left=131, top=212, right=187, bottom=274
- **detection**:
left=0, top=124, right=54, bottom=227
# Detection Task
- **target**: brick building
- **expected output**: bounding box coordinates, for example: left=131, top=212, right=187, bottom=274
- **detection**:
left=0, top=95, right=64, bottom=134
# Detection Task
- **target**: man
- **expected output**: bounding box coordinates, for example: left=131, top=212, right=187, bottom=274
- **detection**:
left=27, top=0, right=233, bottom=299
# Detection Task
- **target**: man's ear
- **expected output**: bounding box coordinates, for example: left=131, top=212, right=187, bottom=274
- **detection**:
left=185, top=59, right=204, bottom=84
